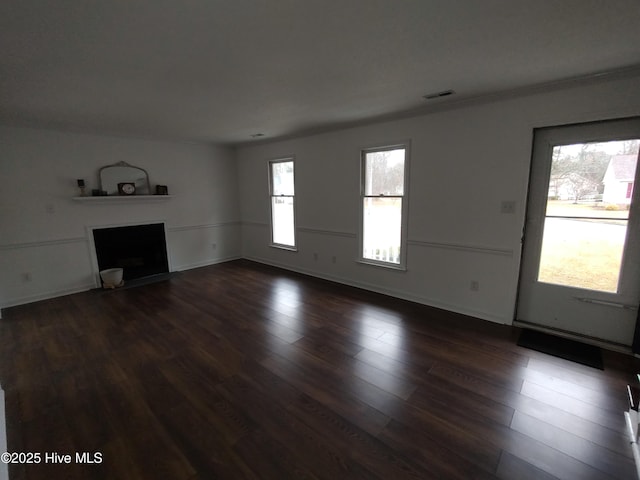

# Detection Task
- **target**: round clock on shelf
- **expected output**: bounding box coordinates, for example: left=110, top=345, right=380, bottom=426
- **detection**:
left=117, top=182, right=136, bottom=195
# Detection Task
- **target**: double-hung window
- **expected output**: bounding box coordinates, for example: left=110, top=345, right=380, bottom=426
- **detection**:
left=360, top=144, right=408, bottom=268
left=269, top=158, right=296, bottom=249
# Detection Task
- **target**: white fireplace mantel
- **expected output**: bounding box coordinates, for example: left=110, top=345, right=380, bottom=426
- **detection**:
left=73, top=195, right=172, bottom=204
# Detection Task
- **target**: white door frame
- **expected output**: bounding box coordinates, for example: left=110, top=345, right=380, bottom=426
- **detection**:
left=516, top=117, right=640, bottom=350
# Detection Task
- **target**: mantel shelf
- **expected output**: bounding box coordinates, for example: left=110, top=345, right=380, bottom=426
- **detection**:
left=72, top=195, right=173, bottom=204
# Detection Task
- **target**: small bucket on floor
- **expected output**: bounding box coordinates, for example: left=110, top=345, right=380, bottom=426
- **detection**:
left=100, top=268, right=124, bottom=289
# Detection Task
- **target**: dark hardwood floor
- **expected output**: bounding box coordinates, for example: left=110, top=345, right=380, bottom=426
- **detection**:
left=1, top=259, right=638, bottom=479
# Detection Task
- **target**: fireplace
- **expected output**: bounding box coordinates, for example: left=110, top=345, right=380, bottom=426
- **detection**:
left=92, top=223, right=169, bottom=284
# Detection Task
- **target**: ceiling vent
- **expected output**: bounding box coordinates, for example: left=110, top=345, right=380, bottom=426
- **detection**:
left=423, top=90, right=455, bottom=100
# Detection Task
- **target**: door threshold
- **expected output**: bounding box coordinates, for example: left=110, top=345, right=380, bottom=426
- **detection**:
left=513, top=319, right=632, bottom=355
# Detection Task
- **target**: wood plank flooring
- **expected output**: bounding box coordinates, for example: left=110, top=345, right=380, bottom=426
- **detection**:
left=0, top=259, right=638, bottom=479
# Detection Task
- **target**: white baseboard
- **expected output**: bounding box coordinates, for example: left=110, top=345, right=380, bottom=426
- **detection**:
left=243, top=255, right=510, bottom=325
left=1, top=255, right=509, bottom=328
left=0, top=257, right=242, bottom=312
left=0, top=283, right=95, bottom=311
left=173, top=255, right=241, bottom=272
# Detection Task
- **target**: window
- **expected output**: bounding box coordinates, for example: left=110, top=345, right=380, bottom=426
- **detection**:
left=360, top=145, right=408, bottom=268
left=269, top=159, right=296, bottom=248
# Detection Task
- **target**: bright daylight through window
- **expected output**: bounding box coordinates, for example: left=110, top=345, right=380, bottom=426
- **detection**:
left=269, top=159, right=296, bottom=248
left=361, top=146, right=407, bottom=267
left=538, top=139, right=639, bottom=292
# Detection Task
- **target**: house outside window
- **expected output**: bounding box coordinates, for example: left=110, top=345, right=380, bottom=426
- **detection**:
left=359, top=144, right=409, bottom=269
left=269, top=159, right=296, bottom=249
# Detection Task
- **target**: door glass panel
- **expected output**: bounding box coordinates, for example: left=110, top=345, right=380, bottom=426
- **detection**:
left=537, top=140, right=639, bottom=292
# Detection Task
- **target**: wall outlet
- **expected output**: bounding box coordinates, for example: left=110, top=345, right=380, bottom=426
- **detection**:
left=470, top=280, right=479, bottom=291
left=500, top=200, right=516, bottom=214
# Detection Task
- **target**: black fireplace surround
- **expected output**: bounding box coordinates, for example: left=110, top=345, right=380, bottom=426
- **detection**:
left=93, top=223, right=169, bottom=283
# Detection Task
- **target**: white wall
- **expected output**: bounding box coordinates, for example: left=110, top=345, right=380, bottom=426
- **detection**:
left=237, top=73, right=640, bottom=325
left=0, top=127, right=241, bottom=310
left=3, top=73, right=640, bottom=325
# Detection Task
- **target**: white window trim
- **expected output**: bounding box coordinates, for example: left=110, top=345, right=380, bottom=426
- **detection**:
left=268, top=157, right=298, bottom=251
left=357, top=142, right=410, bottom=270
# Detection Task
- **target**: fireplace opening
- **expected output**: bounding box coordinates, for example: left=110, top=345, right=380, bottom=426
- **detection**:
left=93, top=223, right=169, bottom=284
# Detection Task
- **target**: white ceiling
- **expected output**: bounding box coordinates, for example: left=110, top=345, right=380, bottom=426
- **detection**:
left=2, top=0, right=640, bottom=145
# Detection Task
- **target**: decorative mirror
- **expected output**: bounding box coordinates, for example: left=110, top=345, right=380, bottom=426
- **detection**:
left=99, top=161, right=151, bottom=195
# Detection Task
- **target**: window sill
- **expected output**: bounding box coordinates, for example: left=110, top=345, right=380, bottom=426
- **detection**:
left=269, top=244, right=298, bottom=252
left=356, top=259, right=406, bottom=271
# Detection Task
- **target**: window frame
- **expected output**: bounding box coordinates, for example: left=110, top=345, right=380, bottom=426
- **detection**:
left=358, top=142, right=410, bottom=270
left=268, top=157, right=297, bottom=251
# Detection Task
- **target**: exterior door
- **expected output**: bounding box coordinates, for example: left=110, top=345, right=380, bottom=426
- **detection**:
left=517, top=117, right=640, bottom=346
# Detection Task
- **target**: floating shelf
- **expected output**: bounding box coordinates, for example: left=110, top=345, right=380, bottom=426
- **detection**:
left=72, top=195, right=173, bottom=204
